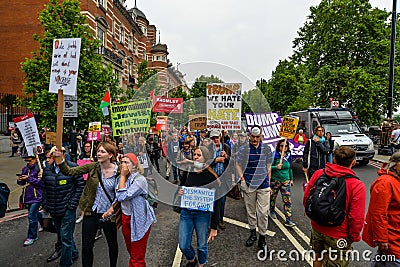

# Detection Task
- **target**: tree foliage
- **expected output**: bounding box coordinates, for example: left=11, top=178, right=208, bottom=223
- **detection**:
left=129, top=60, right=159, bottom=100
left=190, top=74, right=223, bottom=98
left=20, top=0, right=121, bottom=130
left=265, top=0, right=397, bottom=125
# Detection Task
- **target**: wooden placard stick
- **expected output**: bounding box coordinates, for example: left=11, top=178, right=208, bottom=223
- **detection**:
left=56, top=89, right=64, bottom=150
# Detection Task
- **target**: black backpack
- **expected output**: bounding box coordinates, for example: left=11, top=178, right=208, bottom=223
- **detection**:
left=0, top=183, right=10, bottom=218
left=305, top=170, right=358, bottom=226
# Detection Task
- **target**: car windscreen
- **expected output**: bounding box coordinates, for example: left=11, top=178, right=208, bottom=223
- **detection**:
left=322, top=122, right=361, bottom=135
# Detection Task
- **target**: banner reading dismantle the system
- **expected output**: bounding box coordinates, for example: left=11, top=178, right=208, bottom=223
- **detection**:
left=111, top=99, right=152, bottom=136
left=206, top=83, right=242, bottom=131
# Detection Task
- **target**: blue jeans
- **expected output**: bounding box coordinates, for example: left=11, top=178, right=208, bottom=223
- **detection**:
left=27, top=202, right=42, bottom=239
left=53, top=209, right=79, bottom=267
left=178, top=209, right=211, bottom=265
left=219, top=195, right=226, bottom=222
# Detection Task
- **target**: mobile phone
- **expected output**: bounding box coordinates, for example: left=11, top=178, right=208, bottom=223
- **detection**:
left=16, top=173, right=22, bottom=176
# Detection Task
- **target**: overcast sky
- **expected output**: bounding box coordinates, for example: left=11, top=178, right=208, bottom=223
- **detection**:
left=126, top=0, right=392, bottom=90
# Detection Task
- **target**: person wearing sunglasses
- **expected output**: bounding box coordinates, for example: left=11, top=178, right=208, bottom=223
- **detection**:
left=269, top=139, right=295, bottom=227
left=302, top=126, right=331, bottom=178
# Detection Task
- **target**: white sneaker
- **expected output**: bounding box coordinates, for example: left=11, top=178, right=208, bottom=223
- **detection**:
left=75, top=216, right=83, bottom=224
left=38, top=225, right=44, bottom=232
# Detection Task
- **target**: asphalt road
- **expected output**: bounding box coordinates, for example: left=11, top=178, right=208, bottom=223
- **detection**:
left=0, top=156, right=382, bottom=267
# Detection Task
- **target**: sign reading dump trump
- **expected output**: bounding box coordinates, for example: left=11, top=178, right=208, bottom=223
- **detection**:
left=279, top=116, right=299, bottom=139
left=180, top=187, right=216, bottom=212
left=206, top=83, right=242, bottom=131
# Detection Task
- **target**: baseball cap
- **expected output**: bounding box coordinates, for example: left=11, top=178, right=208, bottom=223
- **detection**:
left=238, top=132, right=247, bottom=137
left=209, top=129, right=221, bottom=138
left=250, top=126, right=262, bottom=136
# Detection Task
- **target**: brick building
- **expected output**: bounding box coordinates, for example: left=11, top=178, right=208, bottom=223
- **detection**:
left=0, top=0, right=187, bottom=97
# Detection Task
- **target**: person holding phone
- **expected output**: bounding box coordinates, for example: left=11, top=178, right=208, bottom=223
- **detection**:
left=17, top=155, right=43, bottom=246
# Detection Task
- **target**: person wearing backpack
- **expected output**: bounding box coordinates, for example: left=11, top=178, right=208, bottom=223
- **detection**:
left=116, top=153, right=156, bottom=267
left=303, top=146, right=366, bottom=267
left=363, top=152, right=400, bottom=265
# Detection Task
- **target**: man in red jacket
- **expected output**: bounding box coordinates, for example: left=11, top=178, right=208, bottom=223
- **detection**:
left=303, top=146, right=366, bottom=267
left=363, top=153, right=400, bottom=265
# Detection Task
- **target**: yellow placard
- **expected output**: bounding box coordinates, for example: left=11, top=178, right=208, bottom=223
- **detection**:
left=189, top=114, right=207, bottom=130
left=45, top=132, right=57, bottom=145
left=88, top=122, right=101, bottom=132
left=279, top=116, right=299, bottom=139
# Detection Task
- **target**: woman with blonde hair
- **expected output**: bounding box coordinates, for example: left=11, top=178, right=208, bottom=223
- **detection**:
left=116, top=153, right=156, bottom=266
left=53, top=142, right=120, bottom=267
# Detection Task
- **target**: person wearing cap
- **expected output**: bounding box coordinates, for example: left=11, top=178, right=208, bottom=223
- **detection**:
left=53, top=142, right=120, bottom=267
left=17, top=154, right=44, bottom=247
left=116, top=153, right=156, bottom=266
left=235, top=125, right=272, bottom=253
left=363, top=152, right=400, bottom=264
left=303, top=146, right=366, bottom=267
left=293, top=129, right=308, bottom=144
left=178, top=146, right=221, bottom=267
left=209, top=129, right=231, bottom=230
left=42, top=147, right=84, bottom=265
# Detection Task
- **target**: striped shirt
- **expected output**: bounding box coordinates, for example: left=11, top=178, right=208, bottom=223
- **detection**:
left=237, top=143, right=272, bottom=190
left=92, top=164, right=118, bottom=213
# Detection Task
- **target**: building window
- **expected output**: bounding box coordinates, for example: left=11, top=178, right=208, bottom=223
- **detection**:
left=141, top=26, right=147, bottom=36
left=112, top=19, right=115, bottom=37
left=142, top=51, right=146, bottom=60
left=156, top=55, right=160, bottom=61
left=97, top=27, right=105, bottom=46
left=128, top=35, right=133, bottom=51
left=120, top=26, right=124, bottom=44
left=162, top=56, right=166, bottom=62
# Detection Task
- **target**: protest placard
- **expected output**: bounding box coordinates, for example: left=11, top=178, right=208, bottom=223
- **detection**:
left=189, top=114, right=207, bottom=130
left=279, top=116, right=299, bottom=139
left=49, top=38, right=81, bottom=96
left=111, top=100, right=152, bottom=136
left=156, top=116, right=168, bottom=131
left=46, top=132, right=57, bottom=145
left=152, top=97, right=183, bottom=113
left=180, top=187, right=215, bottom=212
left=102, top=125, right=111, bottom=136
left=206, top=83, right=242, bottom=131
left=87, top=122, right=101, bottom=141
left=13, top=113, right=43, bottom=155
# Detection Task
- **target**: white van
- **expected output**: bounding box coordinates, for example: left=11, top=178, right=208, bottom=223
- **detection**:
left=289, top=108, right=375, bottom=165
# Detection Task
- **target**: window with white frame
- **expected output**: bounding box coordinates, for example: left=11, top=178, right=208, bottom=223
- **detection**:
left=112, top=19, right=115, bottom=37
left=142, top=51, right=146, bottom=59
left=120, top=26, right=124, bottom=44
left=128, top=35, right=133, bottom=51
left=99, top=0, right=105, bottom=8
left=97, top=27, right=105, bottom=46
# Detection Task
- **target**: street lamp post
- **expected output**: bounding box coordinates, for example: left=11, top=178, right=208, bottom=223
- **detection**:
left=388, top=0, right=397, bottom=119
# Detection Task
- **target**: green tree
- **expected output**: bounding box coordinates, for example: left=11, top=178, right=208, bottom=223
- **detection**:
left=129, top=60, right=159, bottom=100
left=169, top=86, right=189, bottom=101
left=190, top=74, right=223, bottom=98
left=289, top=0, right=394, bottom=125
left=20, top=0, right=121, bottom=130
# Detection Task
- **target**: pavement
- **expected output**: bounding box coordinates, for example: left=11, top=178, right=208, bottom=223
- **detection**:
left=0, top=150, right=391, bottom=215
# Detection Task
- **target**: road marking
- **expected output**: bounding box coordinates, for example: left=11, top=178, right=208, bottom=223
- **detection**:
left=172, top=245, right=183, bottom=267
left=223, top=216, right=276, bottom=237
left=275, top=208, right=310, bottom=244
left=0, top=212, right=28, bottom=223
left=270, top=214, right=313, bottom=266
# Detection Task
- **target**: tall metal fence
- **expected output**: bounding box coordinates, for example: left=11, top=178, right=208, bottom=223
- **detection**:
left=0, top=93, right=32, bottom=134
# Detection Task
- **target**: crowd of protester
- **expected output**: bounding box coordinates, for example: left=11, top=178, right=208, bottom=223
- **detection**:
left=10, top=124, right=400, bottom=266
